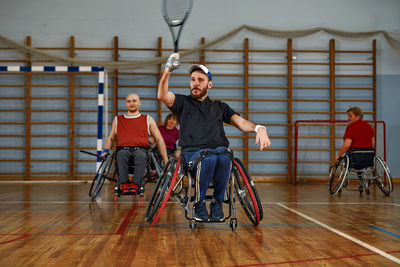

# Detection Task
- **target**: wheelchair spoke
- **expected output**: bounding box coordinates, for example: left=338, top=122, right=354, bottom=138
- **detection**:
left=236, top=187, right=248, bottom=198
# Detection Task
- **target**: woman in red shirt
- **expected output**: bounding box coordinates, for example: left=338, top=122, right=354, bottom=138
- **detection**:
left=158, top=113, right=180, bottom=157
left=336, top=106, right=375, bottom=162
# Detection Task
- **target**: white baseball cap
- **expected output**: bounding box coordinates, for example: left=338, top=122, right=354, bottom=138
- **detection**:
left=188, top=64, right=212, bottom=81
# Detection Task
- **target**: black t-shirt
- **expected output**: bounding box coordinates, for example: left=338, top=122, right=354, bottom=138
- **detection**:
left=169, top=94, right=238, bottom=152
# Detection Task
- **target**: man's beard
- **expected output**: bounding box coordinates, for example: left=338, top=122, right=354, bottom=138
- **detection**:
left=190, top=87, right=208, bottom=99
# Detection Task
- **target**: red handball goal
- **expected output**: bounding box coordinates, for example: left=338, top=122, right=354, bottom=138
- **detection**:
left=293, top=120, right=386, bottom=184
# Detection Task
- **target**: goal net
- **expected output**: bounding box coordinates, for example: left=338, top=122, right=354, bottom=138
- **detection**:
left=294, top=120, right=386, bottom=183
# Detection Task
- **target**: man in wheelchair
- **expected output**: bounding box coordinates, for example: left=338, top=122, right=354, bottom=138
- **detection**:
left=158, top=57, right=271, bottom=222
left=102, top=93, right=168, bottom=195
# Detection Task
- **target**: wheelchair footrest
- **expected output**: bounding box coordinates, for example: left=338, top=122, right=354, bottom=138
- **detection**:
left=194, top=219, right=227, bottom=223
left=189, top=196, right=231, bottom=203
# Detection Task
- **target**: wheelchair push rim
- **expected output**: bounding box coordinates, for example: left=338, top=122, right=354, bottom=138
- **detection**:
left=329, top=156, right=348, bottom=195
left=89, top=152, right=114, bottom=200
left=145, top=157, right=179, bottom=225
left=233, top=158, right=262, bottom=226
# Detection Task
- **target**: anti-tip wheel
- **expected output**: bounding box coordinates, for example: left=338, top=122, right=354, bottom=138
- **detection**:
left=365, top=182, right=370, bottom=195
left=230, top=218, right=237, bottom=230
left=189, top=220, right=196, bottom=231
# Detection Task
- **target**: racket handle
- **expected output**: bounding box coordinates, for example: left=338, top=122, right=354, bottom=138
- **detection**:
left=165, top=53, right=180, bottom=72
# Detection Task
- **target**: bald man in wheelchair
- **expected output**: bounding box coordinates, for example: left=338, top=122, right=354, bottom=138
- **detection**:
left=102, top=93, right=168, bottom=194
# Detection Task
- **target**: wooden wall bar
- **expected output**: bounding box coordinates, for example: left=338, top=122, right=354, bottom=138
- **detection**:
left=69, top=36, right=76, bottom=179
left=25, top=36, right=32, bottom=180
left=287, top=39, right=293, bottom=183
left=329, top=39, right=336, bottom=166
left=243, top=38, right=250, bottom=170
left=0, top=36, right=377, bottom=181
left=113, top=36, right=119, bottom=118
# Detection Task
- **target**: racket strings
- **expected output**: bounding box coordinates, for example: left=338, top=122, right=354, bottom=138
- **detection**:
left=164, top=0, right=192, bottom=25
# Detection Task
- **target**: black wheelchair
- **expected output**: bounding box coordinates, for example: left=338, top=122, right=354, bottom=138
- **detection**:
left=145, top=148, right=263, bottom=230
left=329, top=148, right=393, bottom=196
left=81, top=146, right=164, bottom=201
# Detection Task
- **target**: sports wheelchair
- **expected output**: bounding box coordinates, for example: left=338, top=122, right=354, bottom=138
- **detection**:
left=145, top=148, right=263, bottom=230
left=81, top=146, right=164, bottom=201
left=329, top=148, right=393, bottom=196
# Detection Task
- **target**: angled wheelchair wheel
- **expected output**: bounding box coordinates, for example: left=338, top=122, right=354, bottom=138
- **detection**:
left=89, top=152, right=114, bottom=201
left=233, top=158, right=262, bottom=226
left=329, top=156, right=349, bottom=195
left=374, top=156, right=393, bottom=195
left=145, top=157, right=180, bottom=225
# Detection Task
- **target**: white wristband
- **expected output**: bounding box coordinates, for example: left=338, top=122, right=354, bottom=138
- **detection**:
left=255, top=125, right=266, bottom=133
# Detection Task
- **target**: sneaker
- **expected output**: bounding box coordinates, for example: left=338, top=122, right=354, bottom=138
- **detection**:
left=130, top=182, right=139, bottom=193
left=121, top=183, right=130, bottom=194
left=194, top=201, right=210, bottom=222
left=210, top=200, right=224, bottom=222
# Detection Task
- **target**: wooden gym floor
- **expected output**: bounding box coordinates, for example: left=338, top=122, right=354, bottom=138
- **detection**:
left=0, top=181, right=398, bottom=266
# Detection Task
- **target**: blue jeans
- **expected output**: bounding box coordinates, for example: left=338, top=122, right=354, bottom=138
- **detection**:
left=182, top=147, right=231, bottom=202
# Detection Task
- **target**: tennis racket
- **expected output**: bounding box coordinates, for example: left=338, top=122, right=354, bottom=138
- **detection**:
left=162, top=0, right=193, bottom=53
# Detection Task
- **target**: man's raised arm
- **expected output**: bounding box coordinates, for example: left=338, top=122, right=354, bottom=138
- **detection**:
left=158, top=69, right=176, bottom=108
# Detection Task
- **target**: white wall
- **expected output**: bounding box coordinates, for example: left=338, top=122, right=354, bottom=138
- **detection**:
left=0, top=0, right=398, bottom=64
left=1, top=0, right=399, bottom=72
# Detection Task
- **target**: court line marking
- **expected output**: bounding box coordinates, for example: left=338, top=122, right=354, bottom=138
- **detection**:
left=0, top=224, right=121, bottom=227
left=226, top=250, right=400, bottom=267
left=2, top=223, right=399, bottom=235
left=368, top=225, right=400, bottom=239
left=0, top=234, right=31, bottom=245
left=0, top=201, right=144, bottom=204
left=116, top=202, right=140, bottom=235
left=262, top=202, right=399, bottom=205
left=277, top=202, right=400, bottom=264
